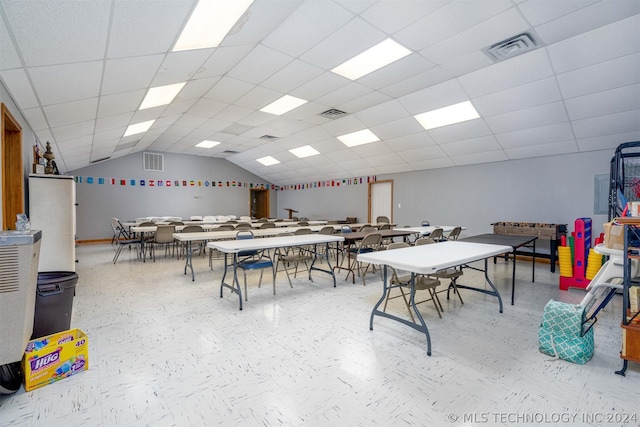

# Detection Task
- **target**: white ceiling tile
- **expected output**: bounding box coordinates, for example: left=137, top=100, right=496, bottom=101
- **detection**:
left=177, top=77, right=221, bottom=101
left=43, top=98, right=99, bottom=128
left=358, top=55, right=435, bottom=91
left=107, top=0, right=193, bottom=58
left=459, top=48, right=554, bottom=98
left=320, top=114, right=367, bottom=137
left=205, top=77, right=256, bottom=104
left=572, top=109, right=640, bottom=139
left=227, top=45, right=293, bottom=85
left=398, top=78, right=469, bottom=115
left=361, top=0, right=448, bottom=34
left=161, top=99, right=199, bottom=116
left=485, top=101, right=568, bottom=134
left=57, top=134, right=93, bottom=150
left=21, top=107, right=48, bottom=131
left=234, top=85, right=282, bottom=110
left=363, top=151, right=406, bottom=167
left=354, top=100, right=410, bottom=129
left=408, top=157, right=455, bottom=170
left=0, top=68, right=39, bottom=109
left=299, top=17, right=386, bottom=70
left=290, top=71, right=350, bottom=100
left=261, top=60, right=324, bottom=93
left=0, top=15, right=21, bottom=70
left=505, top=140, right=578, bottom=159
left=98, top=91, right=145, bottom=118
left=398, top=145, right=448, bottom=162
left=29, top=61, right=102, bottom=105
left=420, top=8, right=529, bottom=65
left=547, top=14, right=640, bottom=74
left=131, top=106, right=164, bottom=123
left=565, top=84, right=640, bottom=121
left=440, top=135, right=501, bottom=156
left=394, top=0, right=513, bottom=51
left=93, top=127, right=127, bottom=143
left=496, top=122, right=575, bottom=148
left=370, top=116, right=424, bottom=141
left=316, top=83, right=374, bottom=111
left=376, top=163, right=414, bottom=174
left=378, top=66, right=453, bottom=98
left=387, top=132, right=438, bottom=151
left=102, top=55, right=164, bottom=95
left=533, top=0, right=640, bottom=45
left=151, top=50, right=214, bottom=86
left=173, top=114, right=208, bottom=129
left=577, top=131, right=640, bottom=153
left=216, top=105, right=255, bottom=122
left=472, top=77, right=561, bottom=117
left=235, top=111, right=275, bottom=127
left=51, top=120, right=96, bottom=142
left=196, top=45, right=255, bottom=79
left=427, top=119, right=491, bottom=144
left=185, top=99, right=227, bottom=118
left=439, top=51, right=494, bottom=77
left=262, top=0, right=353, bottom=58
left=337, top=91, right=392, bottom=115
left=518, top=0, right=598, bottom=27
left=451, top=150, right=508, bottom=166
left=556, top=53, right=640, bottom=99
left=2, top=0, right=110, bottom=66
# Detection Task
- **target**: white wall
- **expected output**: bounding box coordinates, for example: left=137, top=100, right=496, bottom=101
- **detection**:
left=71, top=152, right=276, bottom=240
left=277, top=149, right=613, bottom=238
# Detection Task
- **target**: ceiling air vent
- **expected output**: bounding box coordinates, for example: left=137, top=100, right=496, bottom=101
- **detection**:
left=484, top=32, right=541, bottom=62
left=260, top=135, right=278, bottom=140
left=90, top=156, right=110, bottom=164
left=223, top=150, right=239, bottom=154
left=320, top=108, right=348, bottom=119
left=143, top=152, right=164, bottom=171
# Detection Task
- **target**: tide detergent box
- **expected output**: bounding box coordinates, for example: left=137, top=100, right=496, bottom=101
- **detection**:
left=23, top=329, right=89, bottom=391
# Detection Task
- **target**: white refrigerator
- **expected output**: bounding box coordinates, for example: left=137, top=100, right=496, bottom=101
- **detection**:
left=28, top=174, right=76, bottom=272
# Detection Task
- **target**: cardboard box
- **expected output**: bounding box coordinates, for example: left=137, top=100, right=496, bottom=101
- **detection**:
left=23, top=329, right=88, bottom=392
left=630, top=286, right=639, bottom=313
left=603, top=222, right=624, bottom=250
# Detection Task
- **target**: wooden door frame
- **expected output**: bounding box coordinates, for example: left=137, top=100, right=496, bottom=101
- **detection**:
left=368, top=179, right=393, bottom=223
left=1, top=103, right=23, bottom=230
left=249, top=188, right=270, bottom=218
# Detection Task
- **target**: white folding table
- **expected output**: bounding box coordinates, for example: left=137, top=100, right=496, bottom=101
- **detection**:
left=358, top=241, right=512, bottom=355
left=209, top=234, right=344, bottom=310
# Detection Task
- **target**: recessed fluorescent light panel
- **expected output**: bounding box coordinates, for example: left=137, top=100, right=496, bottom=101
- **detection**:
left=332, top=38, right=411, bottom=80
left=414, top=101, right=480, bottom=130
left=260, top=95, right=308, bottom=115
left=123, top=120, right=155, bottom=137
left=257, top=156, right=280, bottom=166
left=337, top=129, right=380, bottom=147
left=195, top=140, right=220, bottom=148
left=139, top=82, right=186, bottom=110
left=173, top=0, right=254, bottom=51
left=289, top=145, right=319, bottom=158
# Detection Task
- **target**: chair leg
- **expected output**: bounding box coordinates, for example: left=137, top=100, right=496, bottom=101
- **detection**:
left=429, top=288, right=443, bottom=318
left=243, top=270, right=248, bottom=302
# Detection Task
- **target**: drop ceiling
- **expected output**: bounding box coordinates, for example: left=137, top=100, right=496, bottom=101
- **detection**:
left=1, top=0, right=639, bottom=184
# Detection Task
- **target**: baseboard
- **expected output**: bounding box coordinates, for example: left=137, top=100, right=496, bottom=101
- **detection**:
left=77, top=239, right=111, bottom=245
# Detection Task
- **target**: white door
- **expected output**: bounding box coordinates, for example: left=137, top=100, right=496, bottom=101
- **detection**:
left=369, top=180, right=392, bottom=223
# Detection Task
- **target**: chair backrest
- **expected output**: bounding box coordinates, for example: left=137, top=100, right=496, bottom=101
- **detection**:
left=190, top=216, right=203, bottom=221
left=236, top=230, right=254, bottom=240
left=139, top=221, right=155, bottom=226
left=429, top=228, right=443, bottom=240
left=421, top=220, right=430, bottom=226
left=169, top=221, right=184, bottom=225
left=183, top=225, right=203, bottom=233
left=360, top=225, right=377, bottom=233
left=239, top=216, right=252, bottom=222
left=319, top=226, right=335, bottom=235
left=274, top=218, right=284, bottom=222
left=376, top=215, right=390, bottom=223
left=260, top=222, right=276, bottom=228
left=214, top=225, right=235, bottom=231
left=387, top=241, right=409, bottom=250
left=202, top=215, right=216, bottom=222
left=341, top=225, right=353, bottom=234
left=447, top=226, right=462, bottom=240
left=235, top=223, right=252, bottom=230
left=297, top=221, right=309, bottom=226
left=155, top=225, right=175, bottom=243
left=257, top=217, right=269, bottom=222
left=379, top=223, right=391, bottom=230
left=415, top=237, right=436, bottom=246
left=359, top=232, right=382, bottom=251
left=294, top=228, right=312, bottom=235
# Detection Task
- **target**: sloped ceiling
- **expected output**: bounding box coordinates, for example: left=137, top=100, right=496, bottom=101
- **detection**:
left=1, top=0, right=639, bottom=184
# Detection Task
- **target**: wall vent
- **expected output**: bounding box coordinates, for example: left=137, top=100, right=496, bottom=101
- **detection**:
left=484, top=32, right=541, bottom=62
left=143, top=152, right=164, bottom=171
left=90, top=156, right=110, bottom=164
left=0, top=246, right=20, bottom=294
left=320, top=108, right=348, bottom=119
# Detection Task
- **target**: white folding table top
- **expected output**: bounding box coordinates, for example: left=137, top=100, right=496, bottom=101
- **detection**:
left=357, top=241, right=513, bottom=275
left=208, top=234, right=344, bottom=253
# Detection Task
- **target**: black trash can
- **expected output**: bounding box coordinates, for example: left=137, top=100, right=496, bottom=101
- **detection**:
left=32, top=272, right=78, bottom=339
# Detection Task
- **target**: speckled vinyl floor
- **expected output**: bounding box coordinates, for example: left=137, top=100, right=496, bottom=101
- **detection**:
left=1, top=243, right=639, bottom=427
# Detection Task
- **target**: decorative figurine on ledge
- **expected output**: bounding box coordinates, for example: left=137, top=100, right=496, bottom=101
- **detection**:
left=43, top=141, right=55, bottom=174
